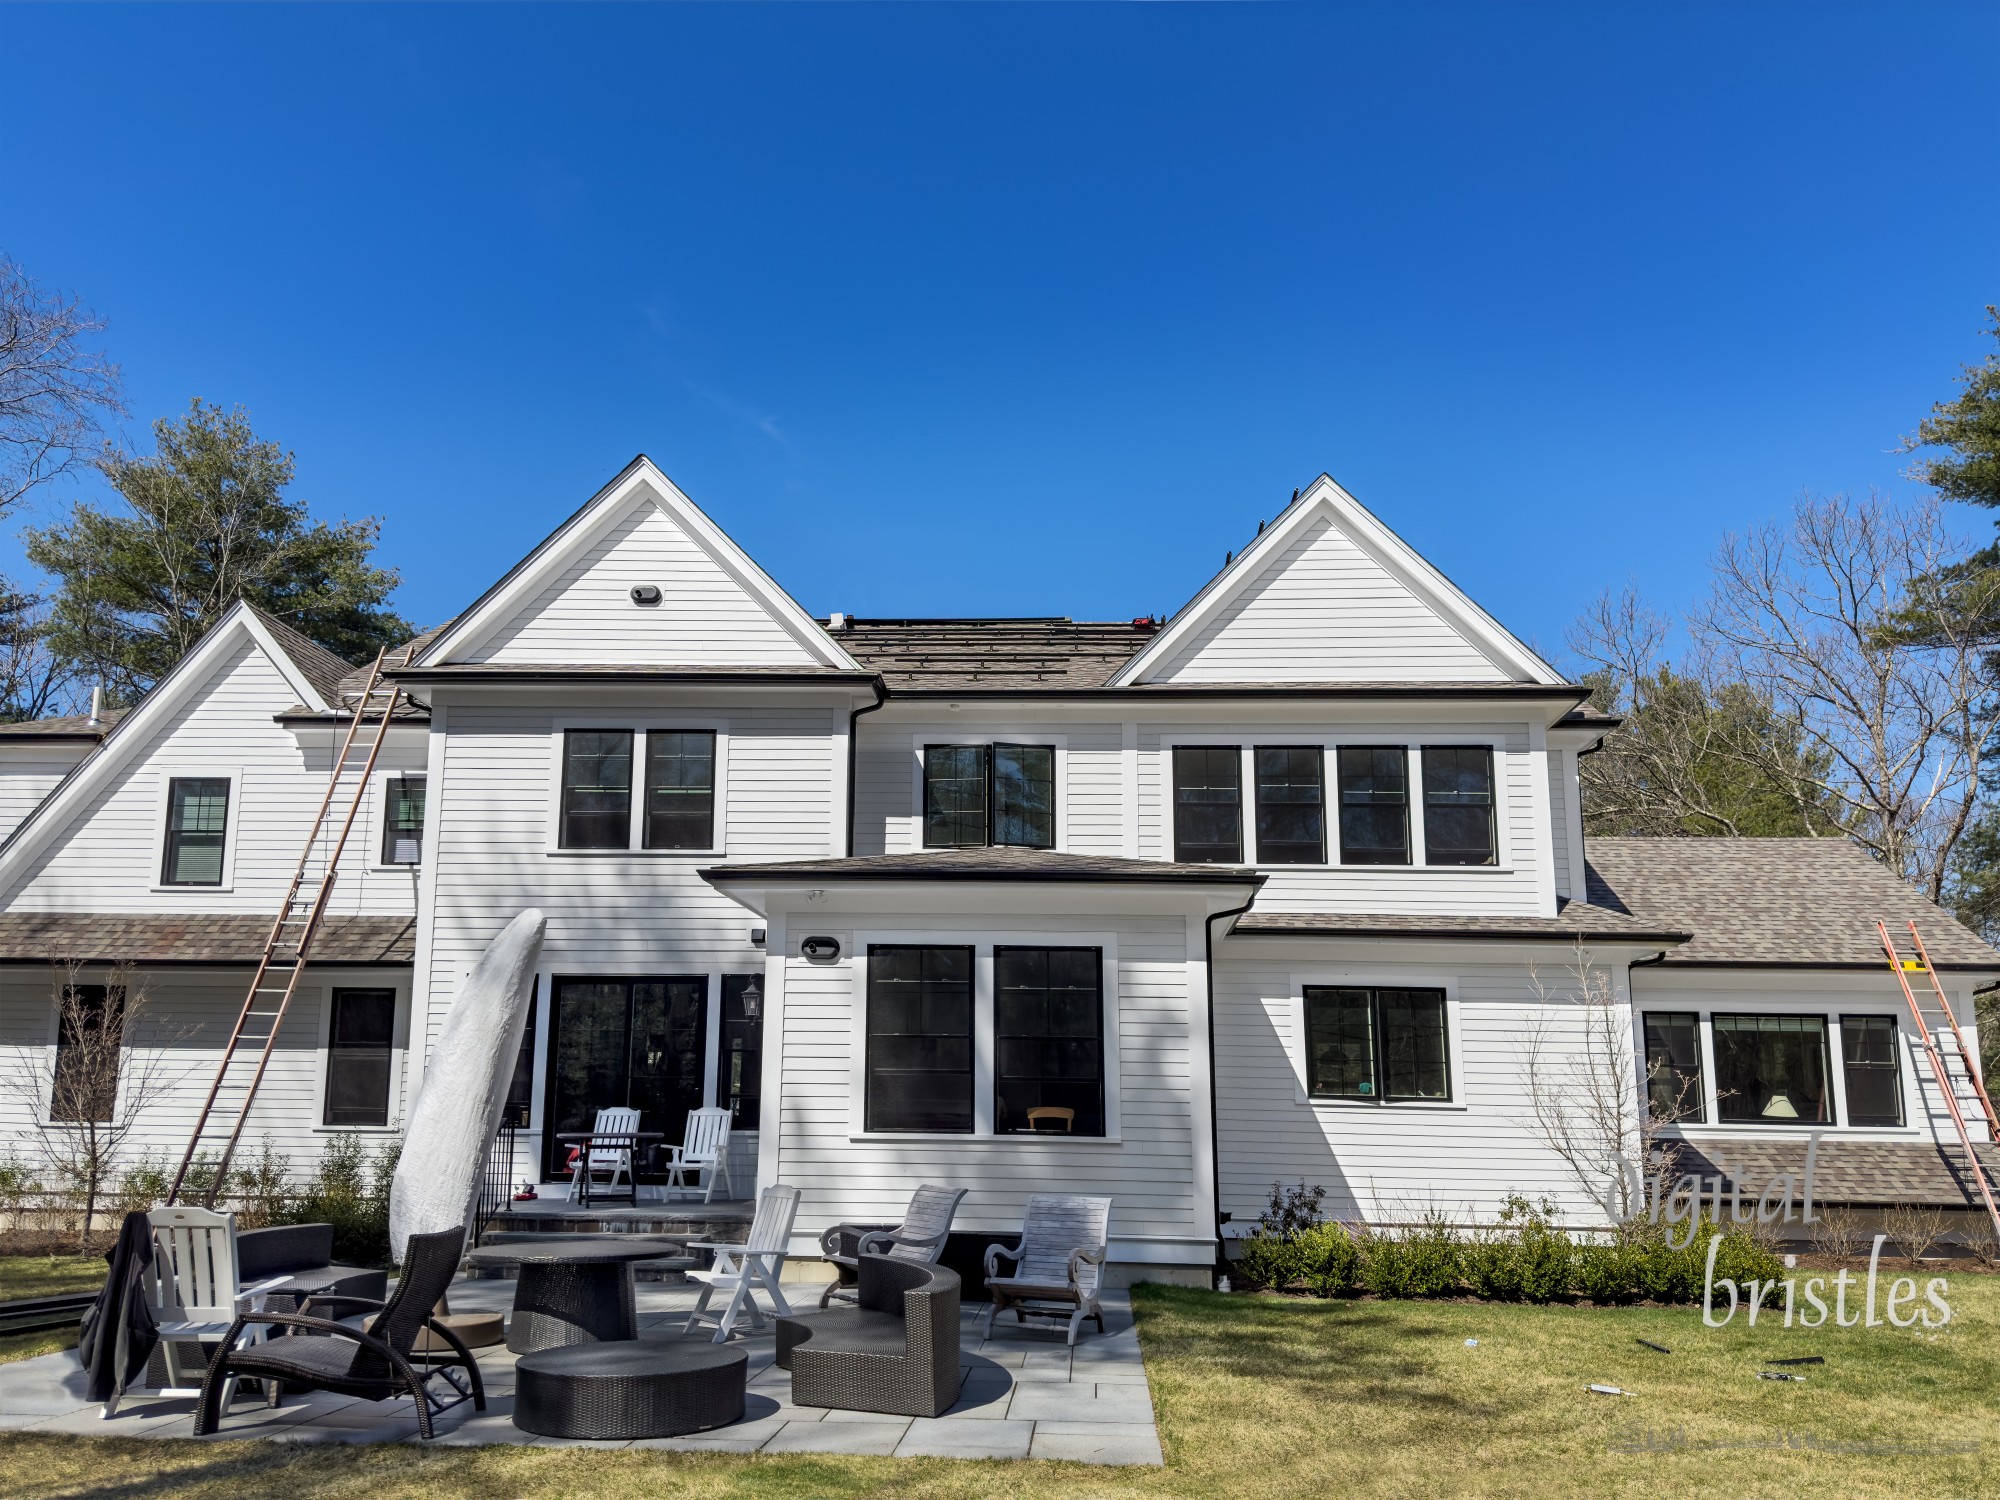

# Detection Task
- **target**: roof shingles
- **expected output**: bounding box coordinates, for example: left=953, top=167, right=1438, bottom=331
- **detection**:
left=0, top=913, right=416, bottom=965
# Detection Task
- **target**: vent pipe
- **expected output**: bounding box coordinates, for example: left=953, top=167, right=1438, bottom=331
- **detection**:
left=87, top=684, right=102, bottom=729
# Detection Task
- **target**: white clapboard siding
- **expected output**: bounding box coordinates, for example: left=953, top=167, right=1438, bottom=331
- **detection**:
left=767, top=912, right=1202, bottom=1262
left=0, top=761, right=83, bottom=843
left=1547, top=752, right=1572, bottom=900
left=0, top=635, right=425, bottom=918
left=0, top=966, right=412, bottom=1174
left=463, top=498, right=822, bottom=667
left=1151, top=517, right=1512, bottom=683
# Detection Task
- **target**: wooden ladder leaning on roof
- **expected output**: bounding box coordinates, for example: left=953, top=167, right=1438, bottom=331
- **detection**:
left=165, top=647, right=410, bottom=1208
left=1876, top=919, right=2000, bottom=1244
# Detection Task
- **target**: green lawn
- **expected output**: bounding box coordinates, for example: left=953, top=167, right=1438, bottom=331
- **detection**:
left=0, top=1255, right=108, bottom=1302
left=3, top=1272, right=1996, bottom=1498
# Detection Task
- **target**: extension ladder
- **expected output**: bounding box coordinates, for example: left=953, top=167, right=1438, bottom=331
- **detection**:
left=1877, top=920, right=2000, bottom=1243
left=165, top=650, right=408, bottom=1207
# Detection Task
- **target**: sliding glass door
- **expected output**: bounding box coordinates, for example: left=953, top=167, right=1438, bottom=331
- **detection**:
left=542, top=976, right=708, bottom=1181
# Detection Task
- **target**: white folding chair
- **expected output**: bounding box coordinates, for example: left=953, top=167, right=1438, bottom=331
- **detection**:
left=103, top=1207, right=286, bottom=1419
left=681, top=1184, right=801, bottom=1342
left=662, top=1107, right=733, bottom=1203
left=567, top=1106, right=641, bottom=1202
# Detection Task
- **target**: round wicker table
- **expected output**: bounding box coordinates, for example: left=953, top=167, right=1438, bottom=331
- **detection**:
left=462, top=1237, right=685, bottom=1354
left=513, top=1339, right=748, bottom=1440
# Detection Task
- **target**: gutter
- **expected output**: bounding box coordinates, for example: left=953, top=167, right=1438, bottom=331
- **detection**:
left=1203, top=891, right=1260, bottom=1279
left=845, top=678, right=889, bottom=856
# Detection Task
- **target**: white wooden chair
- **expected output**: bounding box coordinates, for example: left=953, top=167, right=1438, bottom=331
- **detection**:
left=661, top=1107, right=733, bottom=1203
left=984, top=1194, right=1112, bottom=1346
left=566, top=1105, right=641, bottom=1202
left=680, top=1184, right=801, bottom=1342
left=103, top=1206, right=286, bottom=1419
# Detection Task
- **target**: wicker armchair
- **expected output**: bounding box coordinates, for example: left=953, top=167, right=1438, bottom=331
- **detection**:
left=983, top=1193, right=1110, bottom=1345
left=818, top=1183, right=967, bottom=1308
left=777, top=1254, right=961, bottom=1418
left=192, top=1226, right=484, bottom=1441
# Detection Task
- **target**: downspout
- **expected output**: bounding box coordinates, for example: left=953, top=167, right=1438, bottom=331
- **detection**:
left=845, top=677, right=888, bottom=856
left=1204, top=888, right=1261, bottom=1280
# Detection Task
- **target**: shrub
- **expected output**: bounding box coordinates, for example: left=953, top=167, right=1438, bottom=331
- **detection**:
left=1258, top=1181, right=1328, bottom=1239
left=271, top=1133, right=401, bottom=1266
left=1295, top=1222, right=1362, bottom=1297
left=1362, top=1214, right=1463, bottom=1298
left=1235, top=1231, right=1306, bottom=1291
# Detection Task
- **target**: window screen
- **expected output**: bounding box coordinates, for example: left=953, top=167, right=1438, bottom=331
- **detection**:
left=1303, top=987, right=1449, bottom=1102
left=162, top=777, right=230, bottom=885
left=1172, top=746, right=1242, bottom=863
left=1841, top=1014, right=1903, bottom=1127
left=995, top=946, right=1104, bottom=1135
left=1642, top=1012, right=1704, bottom=1122
left=1255, top=747, right=1326, bottom=864
left=560, top=731, right=633, bottom=849
left=1336, top=748, right=1410, bottom=865
left=866, top=946, right=974, bottom=1132
left=643, top=731, right=716, bottom=850
left=1713, top=1014, right=1831, bottom=1125
left=1421, top=746, right=1497, bottom=866
left=381, top=775, right=426, bottom=865
left=324, top=988, right=396, bottom=1127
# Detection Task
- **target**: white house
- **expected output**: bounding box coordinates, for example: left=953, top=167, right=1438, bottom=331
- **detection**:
left=2, top=457, right=1993, bottom=1284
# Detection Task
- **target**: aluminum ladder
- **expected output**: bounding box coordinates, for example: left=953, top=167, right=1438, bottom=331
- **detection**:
left=165, top=650, right=406, bottom=1207
left=1877, top=919, right=2000, bottom=1244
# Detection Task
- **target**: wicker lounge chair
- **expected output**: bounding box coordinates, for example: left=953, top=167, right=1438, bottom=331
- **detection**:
left=983, top=1193, right=1110, bottom=1345
left=818, top=1183, right=966, bottom=1308
left=192, top=1226, right=484, bottom=1441
left=778, top=1254, right=962, bottom=1418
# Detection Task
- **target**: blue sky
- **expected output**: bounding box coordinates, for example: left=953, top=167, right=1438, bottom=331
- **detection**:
left=3, top=3, right=1997, bottom=664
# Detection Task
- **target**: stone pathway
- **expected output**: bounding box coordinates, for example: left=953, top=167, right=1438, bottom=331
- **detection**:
left=0, top=1278, right=1162, bottom=1465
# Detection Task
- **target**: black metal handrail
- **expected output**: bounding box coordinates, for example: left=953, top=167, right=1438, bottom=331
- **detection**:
left=474, top=1123, right=518, bottom=1245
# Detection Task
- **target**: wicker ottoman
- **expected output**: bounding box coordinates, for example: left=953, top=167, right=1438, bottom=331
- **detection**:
left=513, top=1340, right=747, bottom=1440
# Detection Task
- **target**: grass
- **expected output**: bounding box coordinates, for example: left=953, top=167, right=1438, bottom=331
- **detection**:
left=0, top=1254, right=109, bottom=1301
left=2, top=1273, right=1996, bottom=1498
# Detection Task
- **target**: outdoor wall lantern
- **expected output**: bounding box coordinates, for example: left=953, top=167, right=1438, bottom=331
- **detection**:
left=800, top=935, right=841, bottom=963
left=748, top=926, right=766, bottom=948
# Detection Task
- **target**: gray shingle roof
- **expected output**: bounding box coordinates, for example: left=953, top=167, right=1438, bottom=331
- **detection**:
left=0, top=912, right=416, bottom=965
left=703, top=847, right=1266, bottom=885
left=247, top=607, right=364, bottom=709
left=1664, top=1138, right=2000, bottom=1209
left=1585, top=837, right=2000, bottom=969
left=833, top=618, right=1151, bottom=690
left=1232, top=899, right=1687, bottom=944
left=0, top=710, right=128, bottom=742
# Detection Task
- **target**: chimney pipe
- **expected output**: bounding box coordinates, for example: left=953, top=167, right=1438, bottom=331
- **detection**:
left=87, top=684, right=102, bottom=729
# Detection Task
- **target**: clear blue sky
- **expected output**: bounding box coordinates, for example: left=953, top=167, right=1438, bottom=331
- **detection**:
left=4, top=3, right=1997, bottom=664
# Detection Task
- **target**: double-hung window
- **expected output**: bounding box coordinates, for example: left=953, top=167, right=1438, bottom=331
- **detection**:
left=1641, top=1012, right=1704, bottom=1122
left=1336, top=748, right=1409, bottom=865
left=1303, top=987, right=1450, bottom=1102
left=1840, top=1015, right=1904, bottom=1127
left=161, top=776, right=230, bottom=886
left=1421, top=746, right=1497, bottom=866
left=921, top=744, right=1054, bottom=849
left=1172, top=746, right=1242, bottom=863
left=994, top=946, right=1104, bottom=1135
left=1255, top=747, right=1326, bottom=864
left=644, top=732, right=716, bottom=850
left=50, top=984, right=124, bottom=1123
left=559, top=729, right=716, bottom=850
left=381, top=775, right=426, bottom=865
left=865, top=945, right=974, bottom=1132
left=324, top=988, right=397, bottom=1127
left=560, top=730, right=634, bottom=849
left=1713, top=1014, right=1831, bottom=1124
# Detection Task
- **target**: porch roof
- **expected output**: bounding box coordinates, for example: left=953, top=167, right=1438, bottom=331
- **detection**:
left=1230, top=898, right=1687, bottom=945
left=0, top=912, right=417, bottom=965
left=701, top=847, right=1266, bottom=886
left=1664, top=1138, right=2000, bottom=1209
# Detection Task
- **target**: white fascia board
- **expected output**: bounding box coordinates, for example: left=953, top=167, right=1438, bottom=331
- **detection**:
left=1108, top=474, right=1566, bottom=688
left=411, top=456, right=862, bottom=672
left=238, top=608, right=336, bottom=713
left=721, top=876, right=1259, bottom=923
left=0, top=602, right=270, bottom=883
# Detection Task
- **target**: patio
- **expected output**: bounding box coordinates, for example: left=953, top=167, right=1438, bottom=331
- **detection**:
left=0, top=1273, right=1162, bottom=1465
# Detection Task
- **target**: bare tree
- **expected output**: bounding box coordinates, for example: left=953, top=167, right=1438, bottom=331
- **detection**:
left=0, top=960, right=188, bottom=1248
left=0, top=255, right=125, bottom=515
left=0, top=588, right=80, bottom=722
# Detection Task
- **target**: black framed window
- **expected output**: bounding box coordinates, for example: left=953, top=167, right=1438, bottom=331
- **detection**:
left=541, top=976, right=708, bottom=1180
left=995, top=946, right=1104, bottom=1136
left=923, top=745, right=989, bottom=847
left=161, top=776, right=230, bottom=885
left=992, top=744, right=1055, bottom=848
left=643, top=731, right=716, bottom=850
left=560, top=730, right=633, bottom=849
left=1303, top=987, right=1450, bottom=1102
left=501, top=997, right=536, bottom=1129
left=866, top=945, right=973, bottom=1133
left=922, top=744, right=1054, bottom=848
left=50, top=985, right=124, bottom=1123
left=718, top=972, right=765, bottom=1131
left=1841, top=1015, right=1904, bottom=1127
left=324, top=988, right=396, bottom=1127
left=1336, top=748, right=1409, bottom=865
left=1172, top=746, right=1242, bottom=863
left=1714, top=1014, right=1831, bottom=1125
left=381, top=775, right=426, bottom=865
left=1642, top=1011, right=1704, bottom=1122
left=1421, top=746, right=1497, bottom=866
left=1254, top=747, right=1326, bottom=864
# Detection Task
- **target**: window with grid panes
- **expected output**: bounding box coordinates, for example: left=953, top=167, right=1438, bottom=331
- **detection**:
left=161, top=777, right=230, bottom=885
left=994, top=946, right=1104, bottom=1135
left=1336, top=748, right=1409, bottom=865
left=865, top=946, right=974, bottom=1132
left=643, top=731, right=715, bottom=849
left=560, top=731, right=634, bottom=849
left=1172, top=746, right=1242, bottom=863
left=1641, top=1012, right=1704, bottom=1122
left=381, top=775, right=426, bottom=865
left=1254, top=746, right=1326, bottom=864
left=1421, top=746, right=1497, bottom=866
left=1841, top=1015, right=1903, bottom=1126
left=1303, top=987, right=1450, bottom=1101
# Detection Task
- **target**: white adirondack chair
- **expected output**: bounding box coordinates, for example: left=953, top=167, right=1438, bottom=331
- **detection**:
left=567, top=1105, right=641, bottom=1202
left=103, top=1206, right=286, bottom=1419
left=680, top=1183, right=801, bottom=1342
left=661, top=1107, right=733, bottom=1203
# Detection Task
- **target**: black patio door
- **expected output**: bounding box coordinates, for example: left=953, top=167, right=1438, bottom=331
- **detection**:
left=543, top=976, right=708, bottom=1182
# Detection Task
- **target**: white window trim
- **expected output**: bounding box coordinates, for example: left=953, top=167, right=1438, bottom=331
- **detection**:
left=544, top=718, right=730, bottom=857
left=150, top=768, right=243, bottom=893
left=907, top=733, right=1069, bottom=854
left=1284, top=968, right=1467, bottom=1111
left=369, top=769, right=429, bottom=871
left=37, top=975, right=126, bottom=1127
left=308, top=980, right=410, bottom=1134
left=845, top=926, right=1122, bottom=1143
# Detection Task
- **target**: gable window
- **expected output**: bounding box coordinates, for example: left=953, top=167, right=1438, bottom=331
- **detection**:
left=1254, top=747, right=1325, bottom=864
left=1172, top=746, right=1242, bottom=863
left=644, top=731, right=716, bottom=850
left=1642, top=1011, right=1704, bottom=1122
left=1304, top=986, right=1450, bottom=1102
left=865, top=945, right=973, bottom=1132
left=1336, top=747, right=1409, bottom=865
left=921, top=744, right=1054, bottom=849
left=560, top=730, right=634, bottom=849
left=1421, top=746, right=1497, bottom=866
left=1841, top=1015, right=1904, bottom=1127
left=50, top=984, right=124, bottom=1123
left=995, top=946, right=1104, bottom=1135
left=717, top=973, right=764, bottom=1131
left=1713, top=1014, right=1831, bottom=1125
left=161, top=776, right=230, bottom=886
left=324, top=988, right=397, bottom=1127
left=381, top=775, right=426, bottom=865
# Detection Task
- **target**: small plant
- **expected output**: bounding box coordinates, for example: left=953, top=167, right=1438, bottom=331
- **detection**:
left=1964, top=1215, right=1999, bottom=1268
left=1883, top=1203, right=1947, bottom=1263
left=1809, top=1204, right=1868, bottom=1262
left=1258, top=1181, right=1327, bottom=1239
